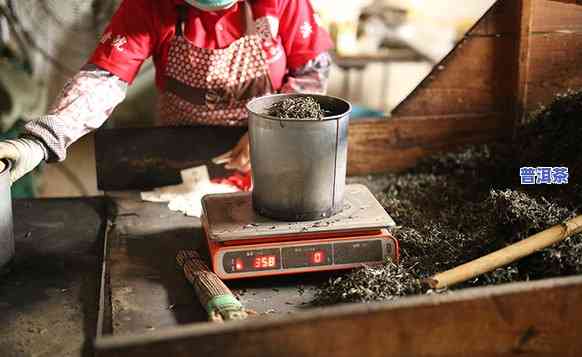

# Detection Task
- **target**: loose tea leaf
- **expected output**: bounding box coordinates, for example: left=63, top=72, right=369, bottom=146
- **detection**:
left=314, top=260, right=423, bottom=305
left=267, top=96, right=326, bottom=120
left=314, top=89, right=582, bottom=305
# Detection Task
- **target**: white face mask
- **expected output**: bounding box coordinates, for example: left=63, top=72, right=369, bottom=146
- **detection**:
left=183, top=0, right=238, bottom=11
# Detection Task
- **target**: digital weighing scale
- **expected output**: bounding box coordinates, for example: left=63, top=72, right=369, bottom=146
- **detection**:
left=201, top=184, right=399, bottom=280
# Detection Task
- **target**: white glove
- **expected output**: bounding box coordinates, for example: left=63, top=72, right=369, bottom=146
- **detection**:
left=0, top=138, right=46, bottom=184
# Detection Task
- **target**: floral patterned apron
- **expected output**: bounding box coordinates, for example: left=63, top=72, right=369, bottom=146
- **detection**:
left=160, top=1, right=273, bottom=126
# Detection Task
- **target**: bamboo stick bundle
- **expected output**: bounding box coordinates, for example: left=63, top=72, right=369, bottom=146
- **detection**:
left=177, top=250, right=253, bottom=322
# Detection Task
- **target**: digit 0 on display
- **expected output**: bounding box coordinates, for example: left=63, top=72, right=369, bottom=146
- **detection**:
left=282, top=244, right=332, bottom=268
left=311, top=251, right=325, bottom=264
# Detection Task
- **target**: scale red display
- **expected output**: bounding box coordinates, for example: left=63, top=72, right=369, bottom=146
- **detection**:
left=253, top=255, right=277, bottom=269
left=213, top=234, right=399, bottom=279
left=225, top=248, right=281, bottom=273
left=233, top=256, right=278, bottom=271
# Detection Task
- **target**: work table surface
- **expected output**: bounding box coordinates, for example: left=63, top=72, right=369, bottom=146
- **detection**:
left=0, top=198, right=106, bottom=357
left=0, top=194, right=333, bottom=356
left=106, top=192, right=321, bottom=336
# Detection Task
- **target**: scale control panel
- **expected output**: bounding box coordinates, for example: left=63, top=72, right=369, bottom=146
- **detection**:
left=211, top=231, right=398, bottom=280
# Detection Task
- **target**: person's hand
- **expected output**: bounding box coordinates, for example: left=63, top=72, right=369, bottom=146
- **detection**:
left=224, top=133, right=251, bottom=173
left=0, top=138, right=46, bottom=183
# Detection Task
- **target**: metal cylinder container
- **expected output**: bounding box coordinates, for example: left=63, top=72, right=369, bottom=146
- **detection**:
left=0, top=159, right=13, bottom=269
left=247, top=94, right=351, bottom=221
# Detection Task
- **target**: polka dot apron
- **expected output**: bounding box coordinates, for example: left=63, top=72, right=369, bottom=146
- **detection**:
left=160, top=1, right=273, bottom=126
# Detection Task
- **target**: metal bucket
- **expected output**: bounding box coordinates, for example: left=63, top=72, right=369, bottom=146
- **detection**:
left=0, top=159, right=14, bottom=269
left=247, top=94, right=351, bottom=221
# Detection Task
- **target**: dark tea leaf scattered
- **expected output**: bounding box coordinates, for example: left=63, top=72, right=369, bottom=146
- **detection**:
left=314, top=260, right=423, bottom=305
left=314, top=89, right=582, bottom=305
left=267, top=96, right=326, bottom=120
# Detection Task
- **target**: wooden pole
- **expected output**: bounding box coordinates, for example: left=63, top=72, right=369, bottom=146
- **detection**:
left=425, top=215, right=582, bottom=289
left=512, top=0, right=534, bottom=136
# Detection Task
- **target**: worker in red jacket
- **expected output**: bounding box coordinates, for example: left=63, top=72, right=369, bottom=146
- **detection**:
left=0, top=0, right=333, bottom=182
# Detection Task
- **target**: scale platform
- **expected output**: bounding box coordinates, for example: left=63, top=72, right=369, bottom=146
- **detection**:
left=201, top=184, right=399, bottom=280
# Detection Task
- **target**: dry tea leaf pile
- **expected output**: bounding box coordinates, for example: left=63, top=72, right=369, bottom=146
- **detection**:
left=267, top=96, right=326, bottom=120
left=314, top=90, right=582, bottom=305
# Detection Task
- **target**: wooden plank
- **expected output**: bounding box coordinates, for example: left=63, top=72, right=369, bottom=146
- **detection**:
left=470, top=0, right=519, bottom=36
left=347, top=113, right=509, bottom=175
left=525, top=32, right=582, bottom=110
left=391, top=36, right=516, bottom=116
left=384, top=0, right=522, bottom=167
left=392, top=0, right=525, bottom=117
left=512, top=0, right=534, bottom=130
left=95, top=126, right=246, bottom=191
left=531, top=0, right=582, bottom=32
left=519, top=0, right=582, bottom=110
left=95, top=275, right=582, bottom=357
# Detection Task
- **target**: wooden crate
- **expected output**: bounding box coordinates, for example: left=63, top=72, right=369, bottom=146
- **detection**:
left=93, top=1, right=582, bottom=355
left=95, top=195, right=582, bottom=356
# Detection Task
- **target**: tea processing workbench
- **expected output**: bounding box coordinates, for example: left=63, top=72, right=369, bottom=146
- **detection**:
left=0, top=193, right=329, bottom=357
left=3, top=184, right=582, bottom=357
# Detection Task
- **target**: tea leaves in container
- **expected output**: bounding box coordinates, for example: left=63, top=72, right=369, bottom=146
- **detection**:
left=267, top=96, right=327, bottom=120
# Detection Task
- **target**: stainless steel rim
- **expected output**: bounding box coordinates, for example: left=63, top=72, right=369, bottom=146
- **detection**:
left=246, top=93, right=352, bottom=122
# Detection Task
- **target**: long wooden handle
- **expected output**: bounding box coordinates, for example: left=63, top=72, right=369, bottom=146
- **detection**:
left=424, top=214, right=582, bottom=289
